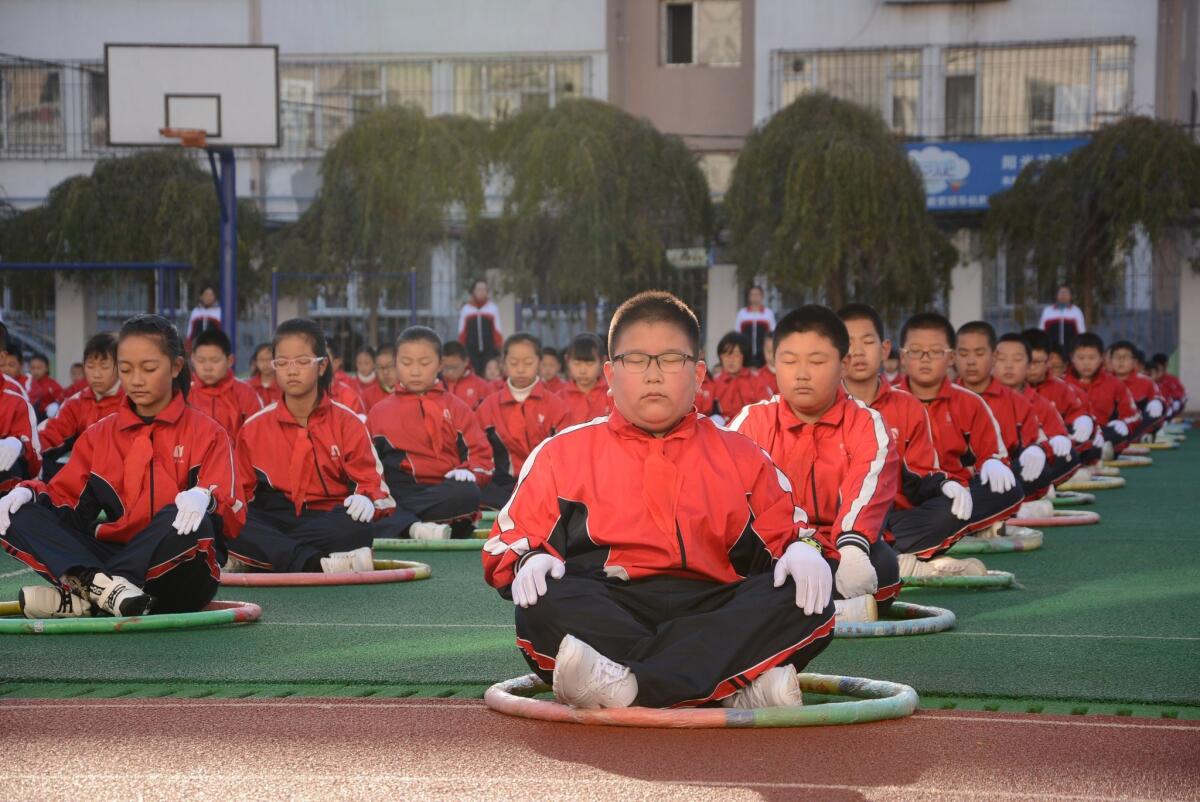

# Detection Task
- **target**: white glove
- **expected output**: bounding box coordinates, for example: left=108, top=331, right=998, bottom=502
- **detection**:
left=0, top=437, right=23, bottom=472
left=941, top=480, right=973, bottom=520
left=0, top=486, right=33, bottom=535
left=512, top=552, right=566, bottom=607
left=343, top=494, right=376, bottom=523
left=1110, top=419, right=1130, bottom=437
left=1049, top=435, right=1073, bottom=458
left=172, top=487, right=210, bottom=535
left=45, top=402, right=61, bottom=419
left=1092, top=430, right=1105, bottom=449
left=834, top=543, right=877, bottom=599
left=1146, top=399, right=1164, bottom=419
left=1018, top=445, right=1047, bottom=482
left=445, top=468, right=476, bottom=483
left=1070, top=416, right=1094, bottom=443
left=979, top=458, right=1016, bottom=494
left=773, top=540, right=833, bottom=616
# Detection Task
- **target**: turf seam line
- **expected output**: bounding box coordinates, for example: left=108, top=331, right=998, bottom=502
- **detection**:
left=943, top=631, right=1200, bottom=642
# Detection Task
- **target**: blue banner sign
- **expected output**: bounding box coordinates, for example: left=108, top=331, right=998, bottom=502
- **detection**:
left=904, top=138, right=1088, bottom=212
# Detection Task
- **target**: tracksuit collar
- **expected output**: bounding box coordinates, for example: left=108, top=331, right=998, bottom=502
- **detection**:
left=118, top=390, right=187, bottom=430
left=607, top=406, right=699, bottom=443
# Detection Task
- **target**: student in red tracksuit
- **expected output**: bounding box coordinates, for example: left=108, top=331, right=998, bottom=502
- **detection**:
left=247, top=343, right=283, bottom=407
left=838, top=304, right=984, bottom=578
left=1149, top=353, right=1187, bottom=417
left=712, top=332, right=770, bottom=421
left=38, top=333, right=124, bottom=481
left=477, top=333, right=569, bottom=510
left=369, top=327, right=494, bottom=539
left=232, top=319, right=400, bottom=574
left=1066, top=333, right=1141, bottom=452
left=0, top=322, right=40, bottom=493
left=189, top=328, right=263, bottom=437
left=956, top=322, right=1066, bottom=503
left=440, top=340, right=494, bottom=409
left=0, top=315, right=243, bottom=620
left=897, top=313, right=1023, bottom=533
left=1021, top=328, right=1101, bottom=465
left=539, top=347, right=568, bottom=395
left=1108, top=341, right=1166, bottom=439
left=558, top=333, right=611, bottom=426
left=731, top=306, right=899, bottom=623
left=483, top=291, right=835, bottom=711
left=27, top=355, right=64, bottom=419
left=695, top=369, right=718, bottom=417
left=758, top=333, right=779, bottom=398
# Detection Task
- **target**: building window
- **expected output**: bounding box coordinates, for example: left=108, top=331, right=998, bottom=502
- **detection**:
left=1, top=67, right=64, bottom=152
left=777, top=49, right=922, bottom=135
left=453, top=59, right=586, bottom=121
left=663, top=1, right=741, bottom=67
left=944, top=48, right=976, bottom=137
left=85, top=68, right=108, bottom=149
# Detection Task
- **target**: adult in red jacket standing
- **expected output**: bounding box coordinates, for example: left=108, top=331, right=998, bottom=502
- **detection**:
left=457, top=278, right=504, bottom=375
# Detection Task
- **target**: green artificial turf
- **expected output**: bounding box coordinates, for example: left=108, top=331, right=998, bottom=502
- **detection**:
left=2, top=437, right=1198, bottom=711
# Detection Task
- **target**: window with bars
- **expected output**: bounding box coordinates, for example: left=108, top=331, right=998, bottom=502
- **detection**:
left=452, top=59, right=585, bottom=120
left=778, top=49, right=922, bottom=135
left=1, top=66, right=64, bottom=152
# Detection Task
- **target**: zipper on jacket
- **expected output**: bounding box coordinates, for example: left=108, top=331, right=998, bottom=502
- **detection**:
left=311, top=433, right=332, bottom=499
left=809, top=460, right=820, bottom=523
left=674, top=522, right=687, bottom=570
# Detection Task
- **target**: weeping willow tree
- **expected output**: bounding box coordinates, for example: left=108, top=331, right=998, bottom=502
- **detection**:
left=725, top=93, right=955, bottom=318
left=985, top=116, right=1200, bottom=323
left=494, top=98, right=714, bottom=329
left=272, top=105, right=489, bottom=346
left=0, top=149, right=267, bottom=310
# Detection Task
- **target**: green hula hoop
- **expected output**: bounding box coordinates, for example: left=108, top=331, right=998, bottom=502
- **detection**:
left=374, top=538, right=484, bottom=552
left=901, top=570, right=1015, bottom=589
left=1050, top=490, right=1096, bottom=506
left=1059, top=475, right=1126, bottom=492
left=0, top=599, right=262, bottom=635
left=948, top=528, right=1043, bottom=554
left=484, top=671, right=917, bottom=728
left=834, top=602, right=955, bottom=638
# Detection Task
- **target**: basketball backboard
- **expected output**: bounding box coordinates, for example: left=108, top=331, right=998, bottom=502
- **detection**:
left=104, top=44, right=279, bottom=148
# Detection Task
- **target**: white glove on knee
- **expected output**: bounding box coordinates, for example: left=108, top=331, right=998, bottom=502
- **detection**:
left=343, top=494, right=376, bottom=523
left=512, top=553, right=566, bottom=608
left=172, top=487, right=211, bottom=535
left=773, top=541, right=833, bottom=616
left=1018, top=445, right=1047, bottom=482
left=1071, top=416, right=1094, bottom=443
left=45, top=402, right=61, bottom=419
left=979, top=458, right=1016, bottom=494
left=445, top=468, right=477, bottom=483
left=1110, top=420, right=1130, bottom=437
left=1049, top=435, right=1073, bottom=458
left=1146, top=399, right=1164, bottom=419
left=833, top=543, right=877, bottom=599
left=941, top=480, right=973, bottom=520
left=0, top=486, right=33, bottom=535
left=0, top=437, right=23, bottom=472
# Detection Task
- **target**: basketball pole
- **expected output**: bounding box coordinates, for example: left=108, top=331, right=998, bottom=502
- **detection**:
left=206, top=147, right=237, bottom=357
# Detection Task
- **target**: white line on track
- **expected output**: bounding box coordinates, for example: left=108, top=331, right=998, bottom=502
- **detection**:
left=943, top=631, right=1200, bottom=643
left=0, top=567, right=31, bottom=579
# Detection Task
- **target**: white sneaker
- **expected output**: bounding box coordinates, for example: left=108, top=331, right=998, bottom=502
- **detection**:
left=551, top=634, right=638, bottom=709
left=1016, top=500, right=1053, bottom=519
left=834, top=595, right=878, bottom=623
left=223, top=554, right=254, bottom=573
left=73, top=572, right=153, bottom=617
left=409, top=522, right=452, bottom=541
left=721, top=665, right=803, bottom=709
left=1102, top=441, right=1115, bottom=461
left=1073, top=466, right=1093, bottom=482
left=900, top=553, right=987, bottom=578
left=320, top=546, right=374, bottom=573
left=975, top=522, right=1004, bottom=540
left=18, top=585, right=94, bottom=619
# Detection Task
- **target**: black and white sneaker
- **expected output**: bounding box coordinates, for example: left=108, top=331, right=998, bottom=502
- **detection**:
left=18, top=585, right=94, bottom=619
left=70, top=571, right=154, bottom=617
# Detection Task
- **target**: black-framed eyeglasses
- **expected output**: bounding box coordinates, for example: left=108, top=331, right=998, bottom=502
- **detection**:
left=612, top=352, right=696, bottom=374
left=901, top=348, right=951, bottom=361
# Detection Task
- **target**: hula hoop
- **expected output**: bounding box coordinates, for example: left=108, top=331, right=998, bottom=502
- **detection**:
left=949, top=528, right=1043, bottom=554
left=1050, top=490, right=1096, bottom=506
left=1012, top=509, right=1099, bottom=527
left=374, top=538, right=484, bottom=552
left=484, top=671, right=917, bottom=728
left=1104, top=455, right=1153, bottom=468
left=1145, top=440, right=1179, bottom=450
left=1123, top=445, right=1151, bottom=456
left=834, top=601, right=955, bottom=638
left=1059, top=475, right=1126, bottom=492
left=473, top=529, right=491, bottom=539
left=219, top=559, right=431, bottom=587
left=0, top=599, right=261, bottom=635
left=901, top=570, right=1015, bottom=589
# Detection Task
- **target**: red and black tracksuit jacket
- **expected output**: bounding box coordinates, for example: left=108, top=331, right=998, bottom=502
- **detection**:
left=17, top=392, right=244, bottom=547
left=247, top=374, right=283, bottom=407
left=859, top=377, right=949, bottom=509
left=541, top=375, right=568, bottom=395
left=730, top=390, right=897, bottom=596
left=1066, top=368, right=1141, bottom=430
left=25, top=375, right=64, bottom=416
left=963, top=378, right=1049, bottom=462
left=475, top=381, right=569, bottom=481
left=356, top=379, right=389, bottom=411
left=442, top=370, right=494, bottom=409
left=1021, top=384, right=1069, bottom=439
left=897, top=376, right=1009, bottom=482
left=332, top=377, right=367, bottom=417
left=712, top=369, right=770, bottom=420
left=0, top=384, right=41, bottom=491
left=1121, top=372, right=1163, bottom=411
left=482, top=407, right=838, bottom=590
left=367, top=384, right=494, bottom=487
left=1157, top=373, right=1187, bottom=410
left=557, top=380, right=611, bottom=426
left=236, top=396, right=395, bottom=519
left=1032, top=375, right=1090, bottom=428
left=190, top=373, right=264, bottom=437
left=37, top=384, right=125, bottom=465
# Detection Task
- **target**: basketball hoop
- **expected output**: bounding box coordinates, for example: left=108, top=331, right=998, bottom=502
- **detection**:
left=159, top=127, right=208, bottom=148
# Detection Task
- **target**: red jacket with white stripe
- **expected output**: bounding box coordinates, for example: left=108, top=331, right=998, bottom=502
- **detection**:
left=367, top=384, right=493, bottom=487
left=1031, top=375, right=1090, bottom=428
left=897, top=376, right=1008, bottom=483
left=557, top=380, right=611, bottom=426
left=20, top=392, right=243, bottom=544
left=475, top=380, right=569, bottom=480
left=482, top=408, right=837, bottom=591
left=247, top=374, right=283, bottom=407
left=1065, top=369, right=1140, bottom=429
left=730, top=390, right=897, bottom=552
left=189, top=373, right=263, bottom=437
left=1120, top=372, right=1163, bottom=410
left=712, top=369, right=770, bottom=420
left=331, top=377, right=366, bottom=417
left=1156, top=373, right=1187, bottom=408
left=37, top=384, right=125, bottom=464
left=442, top=371, right=494, bottom=410
left=858, top=377, right=949, bottom=509
left=25, top=375, right=65, bottom=415
left=236, top=396, right=394, bottom=519
left=963, top=377, right=1048, bottom=460
left=0, top=385, right=40, bottom=491
left=1020, top=384, right=1069, bottom=439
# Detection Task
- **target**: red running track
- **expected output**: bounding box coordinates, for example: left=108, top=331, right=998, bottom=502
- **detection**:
left=2, top=698, right=1198, bottom=801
